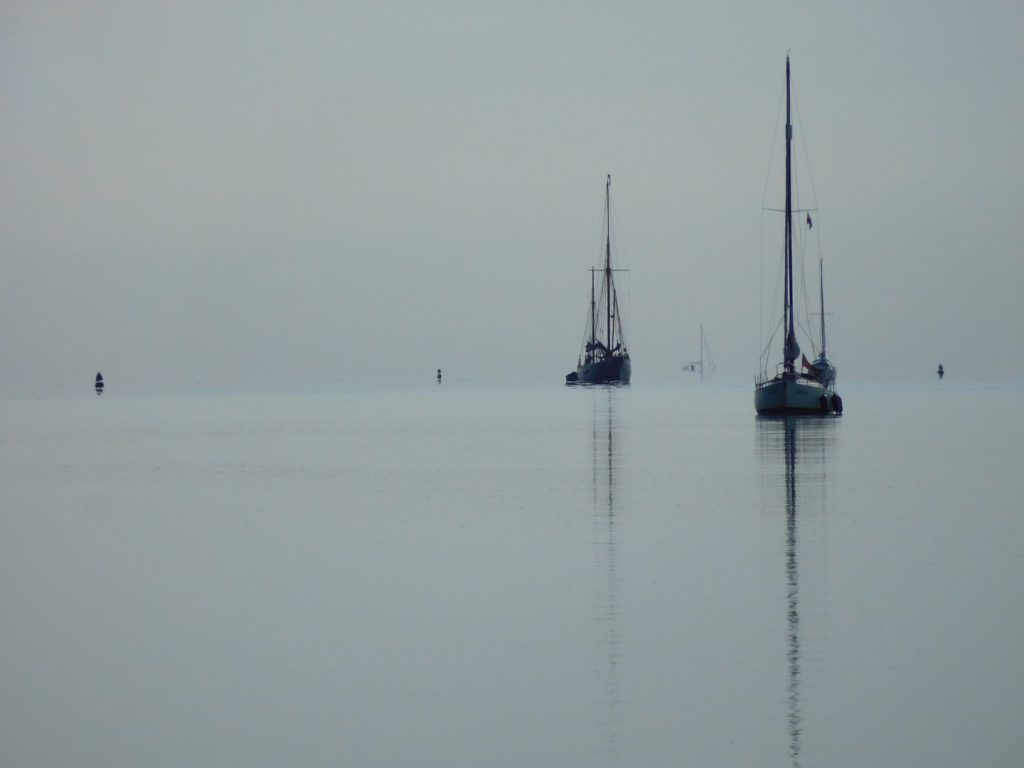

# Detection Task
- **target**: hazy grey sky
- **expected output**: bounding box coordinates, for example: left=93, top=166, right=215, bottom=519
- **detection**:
left=2, top=1, right=1022, bottom=396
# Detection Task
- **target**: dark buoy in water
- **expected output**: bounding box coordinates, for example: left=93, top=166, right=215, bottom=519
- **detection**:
left=95, top=372, right=104, bottom=396
left=437, top=368, right=442, bottom=383
left=937, top=363, right=944, bottom=379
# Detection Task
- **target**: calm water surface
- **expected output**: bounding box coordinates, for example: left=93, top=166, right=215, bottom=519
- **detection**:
left=1, top=383, right=1022, bottom=767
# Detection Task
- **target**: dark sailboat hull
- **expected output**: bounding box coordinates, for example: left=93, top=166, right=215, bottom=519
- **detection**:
left=570, top=355, right=631, bottom=385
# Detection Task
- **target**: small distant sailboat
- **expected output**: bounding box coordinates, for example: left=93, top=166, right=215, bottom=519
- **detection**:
left=754, top=56, right=841, bottom=415
left=683, top=322, right=715, bottom=382
left=937, top=363, right=944, bottom=379
left=95, top=372, right=104, bottom=396
left=566, top=175, right=631, bottom=385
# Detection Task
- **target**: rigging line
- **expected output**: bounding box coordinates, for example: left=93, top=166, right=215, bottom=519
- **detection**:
left=772, top=239, right=785, bottom=337
left=761, top=316, right=784, bottom=373
left=762, top=246, right=785, bottom=374
left=761, top=77, right=787, bottom=212
left=618, top=274, right=626, bottom=346
left=605, top=186, right=631, bottom=347
left=760, top=77, right=787, bottom=363
left=799, top=244, right=814, bottom=353
left=797, top=182, right=820, bottom=359
left=765, top=227, right=786, bottom=363
left=760, top=206, right=764, bottom=363
left=761, top=236, right=783, bottom=372
left=791, top=84, right=821, bottom=217
left=585, top=180, right=607, bottom=279
left=792, top=81, right=826, bottom=350
left=578, top=278, right=594, bottom=357
left=790, top=158, right=812, bottom=354
left=579, top=176, right=614, bottom=354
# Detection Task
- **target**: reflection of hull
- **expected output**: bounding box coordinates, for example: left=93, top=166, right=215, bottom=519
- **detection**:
left=755, top=374, right=831, bottom=414
left=592, top=389, right=619, bottom=760
left=756, top=413, right=835, bottom=766
left=574, top=355, right=631, bottom=385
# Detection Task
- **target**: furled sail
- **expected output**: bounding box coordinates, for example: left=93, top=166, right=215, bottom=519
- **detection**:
left=784, top=331, right=800, bottom=365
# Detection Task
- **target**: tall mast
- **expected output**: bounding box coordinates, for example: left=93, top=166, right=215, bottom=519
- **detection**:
left=590, top=268, right=596, bottom=347
left=783, top=56, right=796, bottom=374
left=819, top=258, right=826, bottom=359
left=605, top=174, right=613, bottom=350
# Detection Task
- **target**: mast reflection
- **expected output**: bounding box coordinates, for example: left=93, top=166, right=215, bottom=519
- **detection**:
left=593, top=388, right=620, bottom=763
left=784, top=417, right=801, bottom=766
left=757, top=415, right=835, bottom=767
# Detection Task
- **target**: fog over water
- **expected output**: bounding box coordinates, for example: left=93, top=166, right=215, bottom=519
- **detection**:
left=1, top=2, right=1022, bottom=397
left=2, top=5, right=1023, bottom=765
left=1, top=385, right=1022, bottom=766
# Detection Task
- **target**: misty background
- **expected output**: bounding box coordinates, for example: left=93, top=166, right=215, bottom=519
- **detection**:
left=2, top=1, right=1021, bottom=397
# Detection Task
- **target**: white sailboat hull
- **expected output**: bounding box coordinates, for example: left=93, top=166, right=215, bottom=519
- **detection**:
left=754, top=375, right=831, bottom=415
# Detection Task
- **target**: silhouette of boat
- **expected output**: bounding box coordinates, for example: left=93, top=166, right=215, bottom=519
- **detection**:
left=754, top=57, right=841, bottom=415
left=566, top=175, right=631, bottom=386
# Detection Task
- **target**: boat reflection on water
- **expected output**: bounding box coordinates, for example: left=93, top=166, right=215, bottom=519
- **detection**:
left=592, top=388, right=621, bottom=763
left=757, top=414, right=836, bottom=767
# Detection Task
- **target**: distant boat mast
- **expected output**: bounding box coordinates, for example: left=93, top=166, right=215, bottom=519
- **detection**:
left=683, top=323, right=714, bottom=381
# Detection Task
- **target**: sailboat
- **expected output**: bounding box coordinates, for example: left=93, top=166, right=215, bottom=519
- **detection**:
left=566, top=175, right=631, bottom=385
left=683, top=322, right=715, bottom=381
left=755, top=57, right=841, bottom=415
left=95, top=372, right=104, bottom=396
left=808, top=259, right=837, bottom=389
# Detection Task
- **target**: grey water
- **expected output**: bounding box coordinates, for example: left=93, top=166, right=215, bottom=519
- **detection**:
left=1, top=383, right=1022, bottom=767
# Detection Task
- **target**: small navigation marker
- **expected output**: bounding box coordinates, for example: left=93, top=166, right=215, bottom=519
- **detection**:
left=437, top=368, right=442, bottom=383
left=95, top=372, right=104, bottom=395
